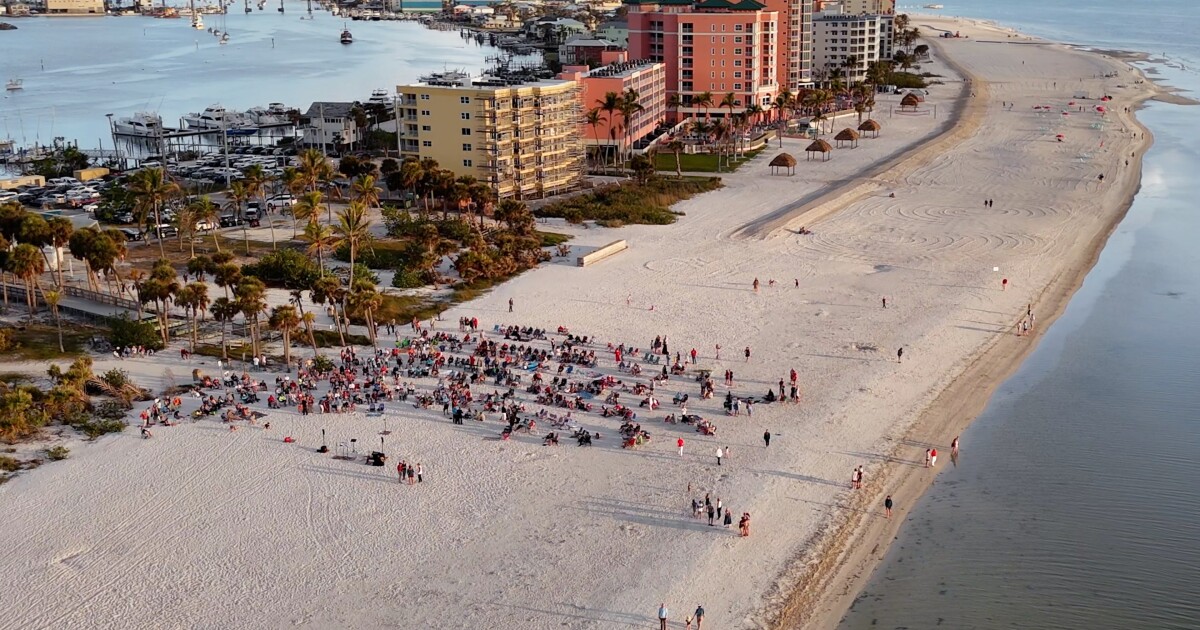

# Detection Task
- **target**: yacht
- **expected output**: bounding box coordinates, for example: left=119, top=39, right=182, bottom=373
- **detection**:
left=244, top=103, right=293, bottom=125
left=367, top=88, right=393, bottom=106
left=340, top=24, right=353, bottom=44
left=5, top=79, right=22, bottom=91
left=114, top=112, right=166, bottom=136
left=182, top=105, right=252, bottom=130
left=922, top=4, right=944, bottom=8
left=191, top=13, right=204, bottom=28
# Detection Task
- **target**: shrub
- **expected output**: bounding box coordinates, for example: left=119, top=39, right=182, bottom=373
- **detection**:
left=242, top=249, right=321, bottom=289
left=311, top=355, right=335, bottom=373
left=0, top=329, right=16, bottom=353
left=0, top=388, right=50, bottom=443
left=391, top=268, right=430, bottom=289
left=70, top=417, right=126, bottom=440
left=889, top=72, right=927, bottom=89
left=106, top=313, right=164, bottom=352
left=535, top=178, right=719, bottom=226
left=45, top=445, right=69, bottom=461
left=0, top=455, right=18, bottom=472
left=99, top=368, right=130, bottom=390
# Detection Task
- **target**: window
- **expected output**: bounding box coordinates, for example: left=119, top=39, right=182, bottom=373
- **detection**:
left=422, top=140, right=432, bottom=147
left=463, top=159, right=473, bottom=167
left=682, top=22, right=693, bottom=33
left=734, top=60, right=742, bottom=67
left=461, top=128, right=472, bottom=136
left=682, top=46, right=693, bottom=55
left=735, top=36, right=742, bottom=43
left=710, top=71, right=716, bottom=78
left=682, top=81, right=693, bottom=91
left=734, top=83, right=742, bottom=90
left=460, top=112, right=471, bottom=120
left=721, top=72, right=725, bottom=78
left=735, top=24, right=743, bottom=32
left=420, top=94, right=430, bottom=100
left=721, top=36, right=726, bottom=43
left=421, top=110, right=431, bottom=116
left=459, top=96, right=471, bottom=104
left=734, top=48, right=742, bottom=54
left=422, top=125, right=431, bottom=131
left=734, top=71, right=743, bottom=78
left=462, top=143, right=472, bottom=151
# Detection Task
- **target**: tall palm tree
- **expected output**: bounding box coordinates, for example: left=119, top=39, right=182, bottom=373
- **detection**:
left=596, top=91, right=622, bottom=167
left=301, top=310, right=318, bottom=356
left=127, top=167, right=180, bottom=258
left=332, top=201, right=372, bottom=331
left=398, top=158, right=425, bottom=214
left=9, top=243, right=45, bottom=314
left=584, top=107, right=604, bottom=167
left=618, top=88, right=645, bottom=167
left=350, top=174, right=381, bottom=208
left=176, top=282, right=209, bottom=351
left=191, top=196, right=221, bottom=253
left=311, top=275, right=347, bottom=346
left=44, top=289, right=63, bottom=352
left=293, top=190, right=324, bottom=234
left=172, top=203, right=198, bottom=256
left=695, top=91, right=714, bottom=121
left=211, top=297, right=239, bottom=360
left=243, top=164, right=276, bottom=250
left=235, top=277, right=268, bottom=358
left=666, top=93, right=683, bottom=123
left=666, top=139, right=685, bottom=179
left=349, top=279, right=382, bottom=348
left=45, top=217, right=73, bottom=290
left=226, top=181, right=252, bottom=256
left=268, top=304, right=301, bottom=368
left=301, top=221, right=336, bottom=274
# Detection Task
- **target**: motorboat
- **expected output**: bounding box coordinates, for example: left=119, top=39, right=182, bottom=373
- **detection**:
left=340, top=24, right=353, bottom=44
left=183, top=105, right=253, bottom=130
left=923, top=4, right=944, bottom=8
left=5, top=79, right=22, bottom=91
left=244, top=103, right=293, bottom=125
left=191, top=13, right=204, bottom=28
left=114, top=112, right=166, bottom=136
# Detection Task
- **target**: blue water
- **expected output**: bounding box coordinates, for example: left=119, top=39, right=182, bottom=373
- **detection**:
left=0, top=5, right=504, bottom=146
left=841, top=2, right=1200, bottom=628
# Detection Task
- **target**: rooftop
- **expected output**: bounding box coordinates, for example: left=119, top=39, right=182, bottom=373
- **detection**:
left=585, top=59, right=664, bottom=79
left=302, top=102, right=356, bottom=119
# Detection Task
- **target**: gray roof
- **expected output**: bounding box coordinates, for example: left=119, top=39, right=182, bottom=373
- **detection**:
left=303, top=102, right=356, bottom=119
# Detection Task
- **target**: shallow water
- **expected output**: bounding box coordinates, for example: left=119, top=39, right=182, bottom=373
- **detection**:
left=840, top=2, right=1200, bottom=628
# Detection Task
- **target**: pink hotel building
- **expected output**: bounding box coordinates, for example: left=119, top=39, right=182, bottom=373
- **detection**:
left=627, top=0, right=813, bottom=118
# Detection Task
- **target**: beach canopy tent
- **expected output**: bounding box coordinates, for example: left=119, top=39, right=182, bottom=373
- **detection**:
left=900, top=93, right=921, bottom=110
left=857, top=118, right=882, bottom=138
left=834, top=128, right=860, bottom=148
left=768, top=152, right=797, bottom=175
left=805, top=139, right=832, bottom=161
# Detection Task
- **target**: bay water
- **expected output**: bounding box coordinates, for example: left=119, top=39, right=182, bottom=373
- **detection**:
left=841, top=1, right=1200, bottom=628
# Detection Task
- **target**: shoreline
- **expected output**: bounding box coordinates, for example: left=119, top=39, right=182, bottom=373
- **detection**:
left=773, top=19, right=1161, bottom=630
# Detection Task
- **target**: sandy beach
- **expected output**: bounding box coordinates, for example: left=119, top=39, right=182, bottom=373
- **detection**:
left=0, top=17, right=1168, bottom=630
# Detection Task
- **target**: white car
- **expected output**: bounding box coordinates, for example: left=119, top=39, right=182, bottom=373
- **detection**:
left=195, top=219, right=217, bottom=232
left=0, top=191, right=18, bottom=203
left=266, top=194, right=296, bottom=211
left=82, top=203, right=100, bottom=214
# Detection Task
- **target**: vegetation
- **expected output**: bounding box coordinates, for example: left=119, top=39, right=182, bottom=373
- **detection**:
left=536, top=177, right=721, bottom=227
left=106, top=313, right=164, bottom=352
left=0, top=324, right=91, bottom=361
left=241, top=249, right=322, bottom=290
left=652, top=148, right=764, bottom=173
left=45, top=445, right=70, bottom=461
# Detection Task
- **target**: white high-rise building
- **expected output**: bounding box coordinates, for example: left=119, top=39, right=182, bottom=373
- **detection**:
left=812, top=9, right=893, bottom=84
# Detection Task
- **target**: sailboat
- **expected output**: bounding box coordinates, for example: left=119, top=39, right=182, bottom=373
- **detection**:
left=340, top=23, right=353, bottom=44
left=190, top=0, right=204, bottom=28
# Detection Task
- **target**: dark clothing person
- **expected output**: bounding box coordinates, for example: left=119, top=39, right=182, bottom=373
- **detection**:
left=763, top=431, right=771, bottom=447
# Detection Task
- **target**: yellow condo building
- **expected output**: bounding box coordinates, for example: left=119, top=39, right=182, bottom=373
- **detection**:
left=397, top=73, right=584, bottom=199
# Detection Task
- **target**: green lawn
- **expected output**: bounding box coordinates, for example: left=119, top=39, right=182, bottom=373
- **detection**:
left=0, top=324, right=93, bottom=361
left=654, top=148, right=765, bottom=173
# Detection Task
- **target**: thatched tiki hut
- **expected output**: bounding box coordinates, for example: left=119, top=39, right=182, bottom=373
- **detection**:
left=834, top=128, right=860, bottom=148
left=900, top=92, right=921, bottom=111
left=768, top=152, right=797, bottom=175
left=805, top=139, right=832, bottom=161
left=858, top=119, right=882, bottom=138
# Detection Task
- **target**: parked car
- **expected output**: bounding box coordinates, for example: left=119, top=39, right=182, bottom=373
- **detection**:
left=119, top=228, right=143, bottom=241
left=0, top=191, right=17, bottom=203
left=195, top=219, right=216, bottom=232
left=265, top=194, right=296, bottom=212
left=243, top=206, right=260, bottom=221
left=82, top=203, right=100, bottom=214
left=219, top=213, right=243, bottom=228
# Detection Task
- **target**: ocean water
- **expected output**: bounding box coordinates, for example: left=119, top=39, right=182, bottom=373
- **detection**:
left=841, top=2, right=1200, bottom=629
left=0, top=6, right=504, bottom=147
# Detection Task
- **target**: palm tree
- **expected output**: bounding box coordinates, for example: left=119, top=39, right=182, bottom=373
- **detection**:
left=301, top=221, right=337, bottom=274
left=350, top=174, right=381, bottom=208
left=127, top=167, right=180, bottom=258
left=617, top=88, right=645, bottom=167
left=45, top=217, right=73, bottom=290
left=666, top=139, right=685, bottom=179
left=9, top=243, right=45, bottom=314
left=666, top=93, right=683, bottom=123
left=235, top=277, right=268, bottom=358
left=268, top=304, right=301, bottom=368
left=191, top=196, right=221, bottom=253
left=695, top=91, right=714, bottom=121
left=584, top=107, right=604, bottom=168
left=0, top=233, right=11, bottom=311
left=172, top=203, right=198, bottom=256
left=176, top=282, right=209, bottom=350
left=596, top=91, right=622, bottom=167
left=211, top=297, right=239, bottom=360
left=44, top=289, right=63, bottom=352
left=293, top=190, right=324, bottom=231
left=243, top=164, right=276, bottom=250
left=332, top=201, right=372, bottom=330
left=348, top=279, right=382, bottom=348
left=226, top=180, right=251, bottom=255
left=186, top=255, right=212, bottom=283
left=213, top=262, right=241, bottom=301
left=311, top=275, right=347, bottom=346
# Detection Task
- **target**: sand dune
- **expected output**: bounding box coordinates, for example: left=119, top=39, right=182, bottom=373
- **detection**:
left=0, top=17, right=1160, bottom=630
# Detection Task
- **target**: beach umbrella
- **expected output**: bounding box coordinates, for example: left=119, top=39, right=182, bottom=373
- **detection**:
left=834, top=128, right=861, bottom=148
left=858, top=118, right=882, bottom=138
left=900, top=93, right=921, bottom=110
left=805, top=139, right=833, bottom=161
left=768, top=152, right=797, bottom=175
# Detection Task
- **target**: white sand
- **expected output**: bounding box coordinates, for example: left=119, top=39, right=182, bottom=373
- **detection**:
left=0, top=18, right=1160, bottom=630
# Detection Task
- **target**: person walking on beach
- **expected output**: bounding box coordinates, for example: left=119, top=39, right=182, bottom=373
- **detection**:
left=678, top=437, right=685, bottom=457
left=897, top=347, right=904, bottom=363
left=716, top=446, right=724, bottom=466
left=716, top=497, right=723, bottom=519
left=715, top=344, right=721, bottom=360
left=1002, top=278, right=1009, bottom=291
left=951, top=436, right=960, bottom=456
left=657, top=603, right=669, bottom=630
left=690, top=348, right=698, bottom=364
left=882, top=296, right=888, bottom=309
left=707, top=502, right=716, bottom=526
left=930, top=448, right=938, bottom=467
left=745, top=346, right=751, bottom=362
left=397, top=461, right=406, bottom=484
left=508, top=297, right=514, bottom=312
left=724, top=508, right=733, bottom=528
left=763, top=430, right=771, bottom=447
left=416, top=463, right=424, bottom=483
left=694, top=604, right=706, bottom=629
left=885, top=495, right=894, bottom=519
left=753, top=278, right=760, bottom=293
left=925, top=448, right=932, bottom=468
